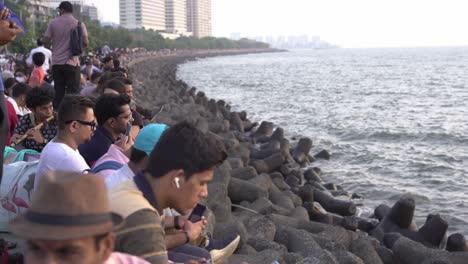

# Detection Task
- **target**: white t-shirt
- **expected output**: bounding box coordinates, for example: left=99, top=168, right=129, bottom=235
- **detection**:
left=26, top=46, right=52, bottom=72
left=105, top=163, right=134, bottom=190
left=35, top=141, right=89, bottom=190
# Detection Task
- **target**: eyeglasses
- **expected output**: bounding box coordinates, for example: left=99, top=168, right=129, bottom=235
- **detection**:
left=65, top=120, right=97, bottom=129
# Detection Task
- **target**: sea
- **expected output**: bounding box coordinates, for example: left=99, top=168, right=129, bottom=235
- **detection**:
left=177, top=48, right=468, bottom=236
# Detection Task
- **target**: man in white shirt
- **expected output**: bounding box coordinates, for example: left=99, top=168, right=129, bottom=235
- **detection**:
left=26, top=38, right=52, bottom=72
left=35, top=94, right=96, bottom=189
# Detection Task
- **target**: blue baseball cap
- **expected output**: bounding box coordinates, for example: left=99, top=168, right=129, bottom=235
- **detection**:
left=133, top=124, right=168, bottom=156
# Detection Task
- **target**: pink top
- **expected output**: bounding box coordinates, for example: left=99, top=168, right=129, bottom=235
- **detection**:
left=105, top=252, right=150, bottom=264
left=44, top=13, right=88, bottom=66
left=92, top=144, right=129, bottom=179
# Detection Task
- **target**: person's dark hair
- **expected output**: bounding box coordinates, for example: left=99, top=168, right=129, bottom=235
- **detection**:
left=4, top=77, right=17, bottom=91
left=25, top=86, right=55, bottom=109
left=36, top=38, right=43, bottom=46
left=91, top=72, right=102, bottom=83
left=12, top=83, right=31, bottom=98
left=32, top=52, right=46, bottom=67
left=146, top=121, right=227, bottom=180
left=95, top=72, right=126, bottom=95
left=130, top=147, right=148, bottom=163
left=113, top=59, right=120, bottom=69
left=102, top=56, right=112, bottom=64
left=58, top=1, right=73, bottom=13
left=115, top=77, right=132, bottom=85
left=58, top=94, right=95, bottom=130
left=94, top=93, right=130, bottom=125
left=105, top=79, right=126, bottom=94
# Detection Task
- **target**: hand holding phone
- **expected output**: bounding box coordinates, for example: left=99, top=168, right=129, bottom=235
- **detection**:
left=188, top=204, right=206, bottom=223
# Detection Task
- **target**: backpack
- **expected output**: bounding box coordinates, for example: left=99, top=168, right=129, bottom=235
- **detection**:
left=90, top=161, right=123, bottom=174
left=70, top=21, right=83, bottom=56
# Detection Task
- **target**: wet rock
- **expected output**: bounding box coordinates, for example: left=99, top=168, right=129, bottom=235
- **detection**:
left=314, top=188, right=357, bottom=216
left=446, top=233, right=468, bottom=252
left=292, top=137, right=313, bottom=166
left=314, top=149, right=331, bottom=160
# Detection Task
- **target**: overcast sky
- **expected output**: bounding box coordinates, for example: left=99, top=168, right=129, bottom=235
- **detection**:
left=90, top=0, right=468, bottom=48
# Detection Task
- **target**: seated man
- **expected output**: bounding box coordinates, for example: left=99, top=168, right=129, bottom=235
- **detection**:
left=109, top=121, right=227, bottom=263
left=9, top=171, right=149, bottom=264
left=35, top=94, right=95, bottom=188
left=78, top=93, right=133, bottom=166
left=106, top=123, right=239, bottom=263
left=12, top=87, right=56, bottom=152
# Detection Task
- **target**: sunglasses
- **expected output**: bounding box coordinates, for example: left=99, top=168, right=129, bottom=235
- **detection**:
left=66, top=120, right=97, bottom=129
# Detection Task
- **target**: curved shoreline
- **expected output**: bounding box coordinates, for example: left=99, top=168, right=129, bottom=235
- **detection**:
left=129, top=51, right=468, bottom=263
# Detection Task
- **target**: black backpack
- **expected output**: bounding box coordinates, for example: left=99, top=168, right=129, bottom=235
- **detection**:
left=70, top=21, right=83, bottom=56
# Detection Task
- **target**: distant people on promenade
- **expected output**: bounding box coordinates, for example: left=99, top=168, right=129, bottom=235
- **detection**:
left=42, top=1, right=88, bottom=107
left=26, top=38, right=52, bottom=72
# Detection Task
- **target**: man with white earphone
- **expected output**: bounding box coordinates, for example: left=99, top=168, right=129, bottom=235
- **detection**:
left=109, top=121, right=228, bottom=264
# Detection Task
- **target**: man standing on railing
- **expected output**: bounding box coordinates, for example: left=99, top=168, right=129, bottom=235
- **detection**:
left=42, top=1, right=88, bottom=107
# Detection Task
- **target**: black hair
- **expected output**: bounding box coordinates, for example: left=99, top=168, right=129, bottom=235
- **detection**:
left=94, top=93, right=130, bottom=125
left=130, top=147, right=148, bottom=163
left=32, top=52, right=46, bottom=67
left=102, top=56, right=112, bottom=64
left=146, top=121, right=227, bottom=180
left=59, top=1, right=73, bottom=13
left=25, top=86, right=55, bottom=109
left=105, top=79, right=126, bottom=94
left=37, top=38, right=43, bottom=46
left=95, top=72, right=125, bottom=95
left=12, top=83, right=31, bottom=98
left=115, top=77, right=132, bottom=85
left=4, top=78, right=17, bottom=90
left=113, top=59, right=120, bottom=69
left=58, top=94, right=95, bottom=130
left=91, top=72, right=102, bottom=82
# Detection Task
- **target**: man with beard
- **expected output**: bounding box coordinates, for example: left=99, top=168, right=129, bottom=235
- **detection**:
left=35, top=94, right=95, bottom=189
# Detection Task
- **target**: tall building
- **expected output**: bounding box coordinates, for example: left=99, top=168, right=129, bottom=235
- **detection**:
left=186, top=0, right=211, bottom=38
left=82, top=5, right=98, bottom=21
left=120, top=0, right=166, bottom=31
left=165, top=0, right=187, bottom=34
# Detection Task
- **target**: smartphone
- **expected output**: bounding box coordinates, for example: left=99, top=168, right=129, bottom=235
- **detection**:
left=125, top=122, right=132, bottom=136
left=188, top=204, right=206, bottom=223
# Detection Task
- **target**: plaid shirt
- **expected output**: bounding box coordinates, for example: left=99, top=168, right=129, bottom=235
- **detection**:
left=13, top=114, right=58, bottom=152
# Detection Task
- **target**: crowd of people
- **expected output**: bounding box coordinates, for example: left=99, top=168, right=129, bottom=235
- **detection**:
left=0, top=1, right=240, bottom=263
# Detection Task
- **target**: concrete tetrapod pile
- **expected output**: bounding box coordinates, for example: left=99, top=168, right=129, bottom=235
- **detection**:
left=128, top=51, right=468, bottom=264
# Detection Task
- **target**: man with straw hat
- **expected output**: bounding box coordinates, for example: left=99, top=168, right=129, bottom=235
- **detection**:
left=9, top=171, right=149, bottom=263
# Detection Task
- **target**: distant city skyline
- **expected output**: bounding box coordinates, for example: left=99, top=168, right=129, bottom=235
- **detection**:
left=90, top=0, right=468, bottom=48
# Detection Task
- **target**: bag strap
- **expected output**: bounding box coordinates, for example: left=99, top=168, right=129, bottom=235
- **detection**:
left=90, top=161, right=123, bottom=174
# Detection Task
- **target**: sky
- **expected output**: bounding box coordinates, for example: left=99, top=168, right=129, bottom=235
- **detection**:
left=90, top=0, right=468, bottom=48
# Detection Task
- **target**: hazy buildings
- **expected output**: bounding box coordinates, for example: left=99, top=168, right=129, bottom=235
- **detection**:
left=165, top=0, right=188, bottom=34
left=232, top=34, right=336, bottom=49
left=186, top=0, right=211, bottom=37
left=119, top=0, right=211, bottom=38
left=82, top=5, right=98, bottom=21
left=120, top=0, right=166, bottom=31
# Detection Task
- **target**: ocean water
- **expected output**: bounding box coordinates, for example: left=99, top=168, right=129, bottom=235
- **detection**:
left=177, top=48, right=468, bottom=236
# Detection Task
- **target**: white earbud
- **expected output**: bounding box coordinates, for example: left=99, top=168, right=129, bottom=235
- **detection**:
left=174, top=177, right=180, bottom=189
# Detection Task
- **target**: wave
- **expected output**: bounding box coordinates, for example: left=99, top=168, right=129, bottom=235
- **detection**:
left=337, top=130, right=468, bottom=145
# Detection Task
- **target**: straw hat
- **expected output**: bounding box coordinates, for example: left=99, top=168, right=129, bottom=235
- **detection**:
left=9, top=171, right=123, bottom=240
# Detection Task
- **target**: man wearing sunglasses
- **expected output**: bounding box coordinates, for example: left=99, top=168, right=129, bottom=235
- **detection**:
left=35, top=94, right=95, bottom=190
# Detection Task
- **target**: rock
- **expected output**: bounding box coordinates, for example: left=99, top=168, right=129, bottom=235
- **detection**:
left=275, top=225, right=323, bottom=257
left=229, top=112, right=244, bottom=133
left=314, top=188, right=357, bottom=216
left=314, top=149, right=331, bottom=160
left=304, top=168, right=324, bottom=182
left=298, top=184, right=315, bottom=203
left=214, top=219, right=248, bottom=249
left=231, top=166, right=257, bottom=181
left=269, top=189, right=295, bottom=211
left=295, top=251, right=338, bottom=264
left=248, top=197, right=273, bottom=215
left=289, top=206, right=310, bottom=221
left=227, top=249, right=282, bottom=264
left=375, top=246, right=396, bottom=264
left=248, top=173, right=274, bottom=191
left=245, top=215, right=277, bottom=241
left=349, top=237, right=384, bottom=264
left=250, top=152, right=285, bottom=174
left=234, top=243, right=257, bottom=255
left=227, top=157, right=244, bottom=170
left=228, top=177, right=268, bottom=203
left=272, top=176, right=291, bottom=191
left=292, top=137, right=313, bottom=166
left=253, top=121, right=274, bottom=138
left=332, top=250, right=364, bottom=264
left=446, top=233, right=468, bottom=252
left=284, top=253, right=304, bottom=264
left=247, top=238, right=287, bottom=260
